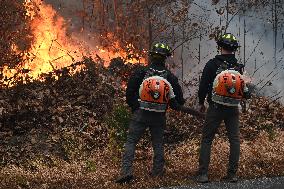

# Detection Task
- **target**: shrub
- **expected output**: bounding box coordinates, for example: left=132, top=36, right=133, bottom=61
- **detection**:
left=105, top=104, right=131, bottom=152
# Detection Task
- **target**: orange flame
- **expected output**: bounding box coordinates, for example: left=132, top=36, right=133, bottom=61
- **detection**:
left=2, top=0, right=145, bottom=86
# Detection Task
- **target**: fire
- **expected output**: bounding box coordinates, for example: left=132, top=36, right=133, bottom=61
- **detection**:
left=2, top=0, right=145, bottom=86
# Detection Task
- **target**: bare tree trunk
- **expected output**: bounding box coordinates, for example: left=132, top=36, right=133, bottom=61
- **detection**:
left=101, top=1, right=105, bottom=28
left=273, top=0, right=278, bottom=68
left=237, top=14, right=241, bottom=59
left=172, top=27, right=175, bottom=47
left=198, top=32, right=201, bottom=65
left=243, top=18, right=246, bottom=66
left=226, top=0, right=229, bottom=32
left=181, top=21, right=185, bottom=91
left=147, top=6, right=153, bottom=50
left=113, top=0, right=118, bottom=19
left=82, top=0, right=86, bottom=31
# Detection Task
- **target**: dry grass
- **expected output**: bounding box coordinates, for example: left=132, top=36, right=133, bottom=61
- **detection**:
left=1, top=61, right=283, bottom=188
left=0, top=130, right=283, bottom=189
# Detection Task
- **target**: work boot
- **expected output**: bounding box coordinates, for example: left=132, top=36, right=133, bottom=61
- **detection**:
left=196, top=174, right=209, bottom=183
left=222, top=174, right=238, bottom=183
left=115, top=175, right=134, bottom=184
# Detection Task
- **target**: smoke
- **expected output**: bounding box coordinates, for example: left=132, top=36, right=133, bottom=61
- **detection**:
left=42, top=0, right=284, bottom=103
left=172, top=0, right=284, bottom=103
left=44, top=0, right=84, bottom=31
left=44, top=0, right=103, bottom=50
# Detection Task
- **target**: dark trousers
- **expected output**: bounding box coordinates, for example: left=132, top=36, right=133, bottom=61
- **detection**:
left=198, top=103, right=240, bottom=176
left=121, top=109, right=166, bottom=176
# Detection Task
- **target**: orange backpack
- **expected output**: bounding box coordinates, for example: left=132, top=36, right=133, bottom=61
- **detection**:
left=140, top=76, right=171, bottom=104
left=212, top=61, right=246, bottom=106
left=138, top=68, right=174, bottom=112
left=213, top=70, right=245, bottom=99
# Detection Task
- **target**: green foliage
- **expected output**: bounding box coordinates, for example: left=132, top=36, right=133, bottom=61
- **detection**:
left=85, top=160, right=96, bottom=172
left=15, top=175, right=29, bottom=188
left=260, top=122, right=276, bottom=141
left=106, top=104, right=131, bottom=151
left=61, top=132, right=80, bottom=160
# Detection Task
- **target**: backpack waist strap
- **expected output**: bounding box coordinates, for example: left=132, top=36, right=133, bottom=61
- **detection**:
left=139, top=100, right=167, bottom=112
left=212, top=93, right=241, bottom=106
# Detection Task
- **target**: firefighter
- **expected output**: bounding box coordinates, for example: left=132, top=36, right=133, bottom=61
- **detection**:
left=115, top=42, right=204, bottom=184
left=196, top=33, right=250, bottom=183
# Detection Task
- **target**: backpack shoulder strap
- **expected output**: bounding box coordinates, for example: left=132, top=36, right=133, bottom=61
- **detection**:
left=215, top=59, right=229, bottom=75
left=144, top=67, right=168, bottom=79
left=215, top=58, right=244, bottom=75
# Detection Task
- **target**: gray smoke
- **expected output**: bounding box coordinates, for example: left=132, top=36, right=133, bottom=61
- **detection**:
left=43, top=0, right=112, bottom=60
left=43, top=0, right=284, bottom=103
left=45, top=0, right=84, bottom=31
left=172, top=0, right=284, bottom=103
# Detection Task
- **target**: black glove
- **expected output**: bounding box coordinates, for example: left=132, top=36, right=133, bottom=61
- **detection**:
left=243, top=91, right=251, bottom=99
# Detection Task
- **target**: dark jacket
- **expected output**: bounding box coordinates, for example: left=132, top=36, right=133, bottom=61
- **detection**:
left=198, top=54, right=244, bottom=105
left=126, top=60, right=185, bottom=113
